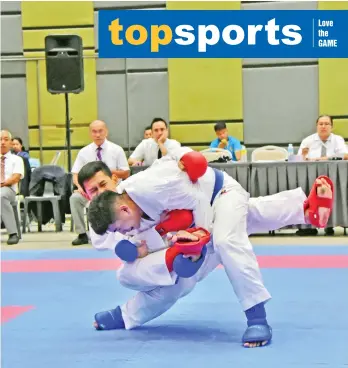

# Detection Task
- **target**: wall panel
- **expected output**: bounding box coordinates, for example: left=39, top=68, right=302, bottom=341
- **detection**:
left=1, top=15, right=23, bottom=55
left=1, top=60, right=26, bottom=76
left=93, top=1, right=165, bottom=9
left=0, top=77, right=29, bottom=146
left=127, top=72, right=169, bottom=147
left=243, top=65, right=319, bottom=145
left=333, top=119, right=348, bottom=139
left=97, top=73, right=129, bottom=149
left=21, top=1, right=94, bottom=28
left=1, top=1, right=21, bottom=12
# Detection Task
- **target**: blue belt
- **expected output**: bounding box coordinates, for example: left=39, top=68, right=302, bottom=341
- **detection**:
left=211, top=168, right=224, bottom=205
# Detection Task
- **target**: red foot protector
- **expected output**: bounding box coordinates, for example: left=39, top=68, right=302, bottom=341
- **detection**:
left=304, top=175, right=334, bottom=228
left=156, top=210, right=194, bottom=236
left=180, top=151, right=208, bottom=183
left=165, top=227, right=211, bottom=278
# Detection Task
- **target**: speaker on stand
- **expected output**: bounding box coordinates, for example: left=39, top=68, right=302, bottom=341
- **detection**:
left=45, top=35, right=84, bottom=172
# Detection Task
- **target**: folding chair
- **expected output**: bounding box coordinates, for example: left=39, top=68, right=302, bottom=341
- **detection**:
left=22, top=181, right=62, bottom=233
left=199, top=148, right=233, bottom=163
left=251, top=145, right=288, bottom=162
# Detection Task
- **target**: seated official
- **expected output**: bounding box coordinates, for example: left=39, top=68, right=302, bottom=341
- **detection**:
left=298, top=115, right=348, bottom=160
left=296, top=115, right=347, bottom=237
left=210, top=122, right=242, bottom=161
left=1, top=130, right=25, bottom=245
left=143, top=126, right=152, bottom=139
left=70, top=120, right=130, bottom=246
left=12, top=137, right=30, bottom=160
left=128, top=118, right=180, bottom=167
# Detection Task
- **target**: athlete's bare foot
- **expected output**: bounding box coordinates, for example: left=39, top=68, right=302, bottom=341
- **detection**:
left=243, top=341, right=269, bottom=348
left=167, top=230, right=199, bottom=244
left=305, top=177, right=333, bottom=227
left=167, top=231, right=201, bottom=262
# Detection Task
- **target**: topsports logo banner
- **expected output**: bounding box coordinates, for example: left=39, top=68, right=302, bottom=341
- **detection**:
left=98, top=10, right=348, bottom=58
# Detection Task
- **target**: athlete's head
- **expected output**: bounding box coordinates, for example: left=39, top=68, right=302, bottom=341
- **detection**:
left=88, top=190, right=142, bottom=235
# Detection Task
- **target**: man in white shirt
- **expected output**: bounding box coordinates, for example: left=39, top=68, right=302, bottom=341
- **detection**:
left=1, top=130, right=25, bottom=245
left=297, top=114, right=347, bottom=236
left=70, top=120, right=130, bottom=246
left=87, top=149, right=333, bottom=348
left=128, top=118, right=181, bottom=166
left=298, top=115, right=348, bottom=160
left=143, top=126, right=152, bottom=139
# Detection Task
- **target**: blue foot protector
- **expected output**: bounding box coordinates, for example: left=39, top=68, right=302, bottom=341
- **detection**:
left=172, top=245, right=207, bottom=278
left=242, top=302, right=272, bottom=345
left=115, top=240, right=138, bottom=262
left=94, top=306, right=125, bottom=331
left=242, top=324, right=272, bottom=345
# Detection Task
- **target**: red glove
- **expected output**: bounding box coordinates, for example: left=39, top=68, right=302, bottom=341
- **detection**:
left=155, top=210, right=194, bottom=236
left=165, top=227, right=211, bottom=272
left=180, top=151, right=208, bottom=183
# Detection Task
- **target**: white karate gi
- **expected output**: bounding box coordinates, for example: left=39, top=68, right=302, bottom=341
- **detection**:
left=89, top=149, right=308, bottom=330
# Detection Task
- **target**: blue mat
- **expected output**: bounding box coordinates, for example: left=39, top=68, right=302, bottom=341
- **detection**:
left=2, top=245, right=348, bottom=368
left=2, top=244, right=348, bottom=261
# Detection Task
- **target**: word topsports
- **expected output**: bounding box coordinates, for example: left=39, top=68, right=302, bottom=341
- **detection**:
left=98, top=10, right=348, bottom=58
left=109, top=18, right=302, bottom=52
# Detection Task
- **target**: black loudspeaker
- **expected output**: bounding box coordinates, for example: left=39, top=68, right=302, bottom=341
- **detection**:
left=45, top=35, right=84, bottom=94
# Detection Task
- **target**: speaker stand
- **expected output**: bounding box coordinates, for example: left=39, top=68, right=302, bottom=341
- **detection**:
left=64, top=93, right=72, bottom=172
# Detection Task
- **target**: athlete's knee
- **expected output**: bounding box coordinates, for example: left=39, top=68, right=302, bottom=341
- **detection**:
left=172, top=278, right=197, bottom=299
left=150, top=277, right=197, bottom=302
left=117, top=268, right=136, bottom=289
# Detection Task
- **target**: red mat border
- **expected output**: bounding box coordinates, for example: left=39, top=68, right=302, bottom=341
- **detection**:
left=1, top=255, right=348, bottom=273
left=1, top=305, right=34, bottom=324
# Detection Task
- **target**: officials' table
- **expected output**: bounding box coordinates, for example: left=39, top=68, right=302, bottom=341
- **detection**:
left=209, top=162, right=250, bottom=192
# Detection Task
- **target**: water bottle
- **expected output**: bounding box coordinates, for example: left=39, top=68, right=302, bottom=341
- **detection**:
left=287, top=143, right=294, bottom=161
left=240, top=145, right=247, bottom=162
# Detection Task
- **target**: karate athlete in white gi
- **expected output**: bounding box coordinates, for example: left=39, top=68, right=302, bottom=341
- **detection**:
left=85, top=149, right=334, bottom=348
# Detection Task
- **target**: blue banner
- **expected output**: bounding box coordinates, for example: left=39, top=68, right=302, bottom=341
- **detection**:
left=98, top=10, right=348, bottom=58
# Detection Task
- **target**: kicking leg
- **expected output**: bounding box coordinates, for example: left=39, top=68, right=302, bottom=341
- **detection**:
left=246, top=177, right=334, bottom=235
left=246, top=188, right=307, bottom=235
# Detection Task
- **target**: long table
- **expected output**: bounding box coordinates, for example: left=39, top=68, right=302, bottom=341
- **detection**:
left=130, top=161, right=348, bottom=228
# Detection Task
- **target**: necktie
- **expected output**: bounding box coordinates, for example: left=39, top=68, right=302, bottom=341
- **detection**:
left=321, top=141, right=327, bottom=157
left=157, top=148, right=162, bottom=159
left=1, top=156, right=6, bottom=182
left=96, top=147, right=102, bottom=161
